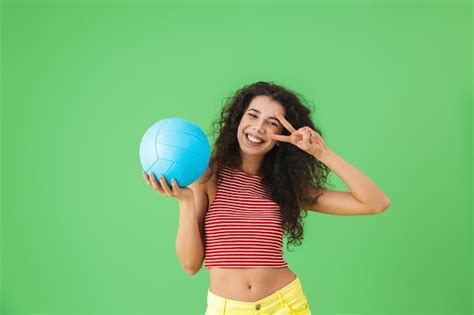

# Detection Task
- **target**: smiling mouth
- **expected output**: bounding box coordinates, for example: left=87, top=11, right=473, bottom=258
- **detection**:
left=245, top=133, right=265, bottom=145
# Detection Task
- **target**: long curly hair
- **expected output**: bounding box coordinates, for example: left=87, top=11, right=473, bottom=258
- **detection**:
left=204, top=81, right=331, bottom=251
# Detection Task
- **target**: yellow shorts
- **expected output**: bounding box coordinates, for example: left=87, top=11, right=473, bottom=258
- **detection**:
left=205, top=274, right=312, bottom=314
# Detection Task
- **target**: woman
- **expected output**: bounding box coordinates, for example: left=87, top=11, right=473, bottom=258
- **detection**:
left=143, top=81, right=391, bottom=314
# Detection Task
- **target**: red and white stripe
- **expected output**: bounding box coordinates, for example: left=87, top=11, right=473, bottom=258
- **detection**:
left=204, top=165, right=288, bottom=268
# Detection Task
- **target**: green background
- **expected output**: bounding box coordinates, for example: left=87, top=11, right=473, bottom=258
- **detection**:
left=1, top=0, right=471, bottom=314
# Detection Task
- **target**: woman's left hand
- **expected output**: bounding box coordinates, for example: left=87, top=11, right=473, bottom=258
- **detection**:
left=268, top=111, right=329, bottom=159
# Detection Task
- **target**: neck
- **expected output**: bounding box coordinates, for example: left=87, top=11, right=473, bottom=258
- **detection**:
left=239, top=152, right=263, bottom=176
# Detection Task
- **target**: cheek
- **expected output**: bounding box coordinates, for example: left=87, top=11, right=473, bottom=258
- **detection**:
left=272, top=127, right=283, bottom=135
left=238, top=117, right=248, bottom=127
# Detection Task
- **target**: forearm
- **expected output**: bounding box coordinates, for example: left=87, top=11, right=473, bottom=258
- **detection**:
left=317, top=148, right=391, bottom=208
left=175, top=198, right=204, bottom=272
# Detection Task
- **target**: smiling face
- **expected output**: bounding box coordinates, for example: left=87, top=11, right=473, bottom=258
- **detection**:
left=237, top=95, right=286, bottom=157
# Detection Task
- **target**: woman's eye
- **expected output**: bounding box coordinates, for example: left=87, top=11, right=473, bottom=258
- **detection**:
left=247, top=113, right=278, bottom=127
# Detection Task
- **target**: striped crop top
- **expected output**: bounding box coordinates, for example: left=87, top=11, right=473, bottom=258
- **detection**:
left=204, top=164, right=288, bottom=269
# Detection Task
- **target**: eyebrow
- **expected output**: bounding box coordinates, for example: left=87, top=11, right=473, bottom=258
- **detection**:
left=247, top=108, right=280, bottom=123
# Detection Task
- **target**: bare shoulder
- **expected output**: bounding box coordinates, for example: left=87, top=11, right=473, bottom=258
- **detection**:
left=188, top=161, right=218, bottom=216
left=188, top=161, right=217, bottom=193
left=188, top=162, right=218, bottom=247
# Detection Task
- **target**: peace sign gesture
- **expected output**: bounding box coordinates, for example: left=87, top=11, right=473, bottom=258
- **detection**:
left=268, top=112, right=329, bottom=159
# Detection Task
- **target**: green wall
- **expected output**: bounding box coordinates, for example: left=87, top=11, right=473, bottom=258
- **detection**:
left=1, top=0, right=471, bottom=314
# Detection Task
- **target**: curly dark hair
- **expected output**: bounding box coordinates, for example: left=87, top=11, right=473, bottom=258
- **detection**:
left=204, top=81, right=331, bottom=251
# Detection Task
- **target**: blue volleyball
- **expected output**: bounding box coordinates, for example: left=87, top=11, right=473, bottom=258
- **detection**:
left=139, top=118, right=211, bottom=187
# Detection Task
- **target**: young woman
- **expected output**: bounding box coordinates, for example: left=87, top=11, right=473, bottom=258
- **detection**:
left=143, top=81, right=391, bottom=314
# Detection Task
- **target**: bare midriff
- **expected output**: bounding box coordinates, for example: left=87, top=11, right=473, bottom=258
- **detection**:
left=208, top=267, right=297, bottom=302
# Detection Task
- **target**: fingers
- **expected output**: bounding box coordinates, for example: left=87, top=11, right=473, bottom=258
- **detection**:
left=149, top=172, right=166, bottom=194
left=274, top=112, right=296, bottom=133
left=143, top=171, right=158, bottom=189
left=310, top=129, right=321, bottom=139
left=161, top=176, right=183, bottom=198
left=171, top=178, right=181, bottom=196
left=143, top=171, right=165, bottom=194
left=143, top=171, right=152, bottom=186
left=310, top=131, right=316, bottom=144
left=269, top=133, right=292, bottom=143
left=158, top=174, right=173, bottom=196
left=143, top=171, right=181, bottom=198
left=301, top=127, right=311, bottom=143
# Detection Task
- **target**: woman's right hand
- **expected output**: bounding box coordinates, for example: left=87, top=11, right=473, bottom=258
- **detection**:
left=143, top=171, right=194, bottom=202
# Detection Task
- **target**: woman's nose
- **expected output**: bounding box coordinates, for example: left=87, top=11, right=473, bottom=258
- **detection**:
left=255, top=122, right=265, bottom=133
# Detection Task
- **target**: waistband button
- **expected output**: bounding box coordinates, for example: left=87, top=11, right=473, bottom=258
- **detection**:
left=255, top=303, right=261, bottom=310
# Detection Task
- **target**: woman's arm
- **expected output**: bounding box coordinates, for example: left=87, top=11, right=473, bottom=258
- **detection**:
left=175, top=196, right=205, bottom=275
left=144, top=171, right=207, bottom=274
left=269, top=112, right=390, bottom=215
left=304, top=149, right=391, bottom=215
left=175, top=167, right=210, bottom=275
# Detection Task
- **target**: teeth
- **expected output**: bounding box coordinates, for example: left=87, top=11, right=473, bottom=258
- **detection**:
left=246, top=134, right=264, bottom=144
